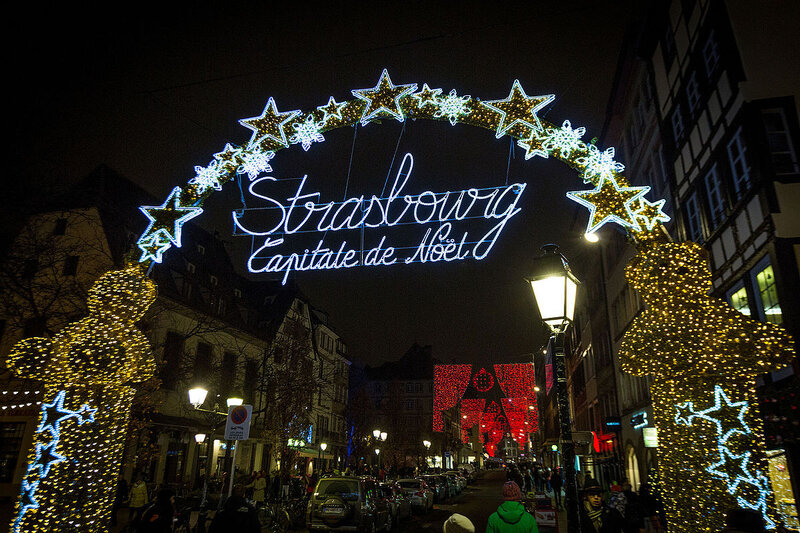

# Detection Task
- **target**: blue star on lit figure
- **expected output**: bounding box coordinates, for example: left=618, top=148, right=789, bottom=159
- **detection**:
left=692, top=385, right=751, bottom=444
left=38, top=390, right=74, bottom=435
left=481, top=79, right=554, bottom=139
left=351, top=69, right=417, bottom=126
left=13, top=479, right=40, bottom=532
left=137, top=232, right=172, bottom=264
left=706, top=447, right=755, bottom=495
left=137, top=187, right=203, bottom=249
left=675, top=401, right=696, bottom=426
left=32, top=440, right=65, bottom=478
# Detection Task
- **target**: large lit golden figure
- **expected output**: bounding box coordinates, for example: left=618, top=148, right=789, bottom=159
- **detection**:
left=6, top=264, right=156, bottom=532
left=619, top=241, right=794, bottom=531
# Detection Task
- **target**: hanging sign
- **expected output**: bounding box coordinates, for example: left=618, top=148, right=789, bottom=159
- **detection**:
left=643, top=427, right=658, bottom=448
left=233, top=153, right=526, bottom=283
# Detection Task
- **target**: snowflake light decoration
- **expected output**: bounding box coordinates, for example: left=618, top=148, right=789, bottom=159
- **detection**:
left=576, top=144, right=625, bottom=184
left=238, top=147, right=275, bottom=180
left=188, top=160, right=226, bottom=194
left=290, top=115, right=326, bottom=151
left=434, top=89, right=471, bottom=125
left=540, top=120, right=586, bottom=158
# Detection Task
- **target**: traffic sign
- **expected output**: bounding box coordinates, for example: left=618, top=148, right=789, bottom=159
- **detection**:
left=225, top=404, right=252, bottom=440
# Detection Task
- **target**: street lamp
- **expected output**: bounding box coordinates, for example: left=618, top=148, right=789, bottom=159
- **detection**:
left=422, top=440, right=431, bottom=471
left=226, top=395, right=244, bottom=408
left=527, top=244, right=581, bottom=533
left=188, top=387, right=209, bottom=409
left=195, top=433, right=207, bottom=444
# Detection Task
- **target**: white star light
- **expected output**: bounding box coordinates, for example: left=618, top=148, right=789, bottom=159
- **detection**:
left=517, top=134, right=549, bottom=160
left=576, top=144, right=625, bottom=184
left=317, top=96, right=347, bottom=124
left=434, top=89, right=471, bottom=126
left=290, top=115, right=326, bottom=151
left=541, top=120, right=586, bottom=158
left=188, top=160, right=226, bottom=194
left=706, top=447, right=754, bottom=494
left=137, top=232, right=172, bottom=264
left=239, top=148, right=275, bottom=181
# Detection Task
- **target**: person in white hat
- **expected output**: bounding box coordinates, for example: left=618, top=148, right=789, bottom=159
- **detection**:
left=443, top=513, right=476, bottom=533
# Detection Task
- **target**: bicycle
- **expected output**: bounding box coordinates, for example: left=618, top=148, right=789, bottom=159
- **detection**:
left=259, top=497, right=291, bottom=533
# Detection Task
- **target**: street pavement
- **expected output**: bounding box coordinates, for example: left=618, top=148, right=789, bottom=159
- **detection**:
left=393, top=470, right=566, bottom=533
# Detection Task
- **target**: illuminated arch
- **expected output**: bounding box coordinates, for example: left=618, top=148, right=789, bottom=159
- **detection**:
left=132, top=68, right=671, bottom=268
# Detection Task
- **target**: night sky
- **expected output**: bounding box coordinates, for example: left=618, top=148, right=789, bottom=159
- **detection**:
left=8, top=2, right=634, bottom=367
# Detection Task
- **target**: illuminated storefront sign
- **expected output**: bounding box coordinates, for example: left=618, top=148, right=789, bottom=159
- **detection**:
left=233, top=153, right=526, bottom=283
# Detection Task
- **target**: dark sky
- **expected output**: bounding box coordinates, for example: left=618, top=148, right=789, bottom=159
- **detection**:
left=8, top=2, right=634, bottom=367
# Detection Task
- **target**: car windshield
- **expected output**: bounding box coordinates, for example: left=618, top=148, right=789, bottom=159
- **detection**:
left=316, top=479, right=360, bottom=501
left=397, top=481, right=418, bottom=489
left=424, top=478, right=437, bottom=486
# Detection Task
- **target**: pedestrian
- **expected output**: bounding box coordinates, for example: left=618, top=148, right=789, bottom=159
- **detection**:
left=250, top=471, right=267, bottom=508
left=509, top=467, right=525, bottom=494
left=533, top=468, right=542, bottom=492
left=137, top=488, right=175, bottom=533
left=111, top=476, right=128, bottom=526
left=525, top=468, right=535, bottom=495
left=620, top=479, right=645, bottom=533
left=486, top=481, right=539, bottom=533
left=580, top=479, right=624, bottom=533
left=550, top=469, right=563, bottom=510
left=128, top=474, right=150, bottom=526
left=444, top=513, right=475, bottom=533
left=208, top=483, right=261, bottom=533
left=638, top=482, right=663, bottom=532
left=720, top=508, right=767, bottom=533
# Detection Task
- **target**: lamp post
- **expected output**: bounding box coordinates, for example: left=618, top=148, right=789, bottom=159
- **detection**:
left=527, top=244, right=581, bottom=533
left=372, top=429, right=386, bottom=471
left=422, top=440, right=431, bottom=472
left=318, top=442, right=327, bottom=473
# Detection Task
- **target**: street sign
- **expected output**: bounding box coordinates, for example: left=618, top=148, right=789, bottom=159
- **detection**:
left=643, top=427, right=658, bottom=448
left=225, top=404, right=252, bottom=440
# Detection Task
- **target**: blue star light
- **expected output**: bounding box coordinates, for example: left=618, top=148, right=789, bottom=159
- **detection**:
left=12, top=479, right=40, bottom=531
left=32, top=441, right=65, bottom=478
left=137, top=232, right=172, bottom=264
left=137, top=187, right=203, bottom=249
left=37, top=390, right=74, bottom=435
left=675, top=401, right=696, bottom=426
left=692, top=385, right=751, bottom=444
left=706, top=447, right=754, bottom=494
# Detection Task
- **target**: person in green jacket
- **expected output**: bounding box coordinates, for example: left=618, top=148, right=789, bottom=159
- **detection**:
left=486, top=481, right=539, bottom=533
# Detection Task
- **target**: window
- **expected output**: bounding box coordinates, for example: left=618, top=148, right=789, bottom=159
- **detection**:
left=755, top=263, right=782, bottom=325
left=186, top=262, right=196, bottom=273
left=704, top=165, right=725, bottom=228
left=703, top=31, right=720, bottom=76
left=0, top=423, right=25, bottom=482
left=195, top=342, right=213, bottom=381
left=209, top=275, right=218, bottom=286
left=53, top=218, right=67, bottom=236
left=234, top=288, right=242, bottom=299
left=406, top=383, right=413, bottom=393
left=662, top=21, right=676, bottom=67
left=727, top=127, right=751, bottom=198
left=686, top=72, right=700, bottom=113
left=161, top=331, right=185, bottom=390
left=671, top=106, right=685, bottom=142
left=684, top=193, right=703, bottom=242
left=762, top=109, right=799, bottom=175
left=243, top=360, right=259, bottom=399
left=197, top=244, right=205, bottom=255
left=220, top=352, right=237, bottom=398
left=63, top=255, right=79, bottom=276
left=728, top=284, right=751, bottom=317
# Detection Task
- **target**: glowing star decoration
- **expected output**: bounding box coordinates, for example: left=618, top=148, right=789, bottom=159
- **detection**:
left=239, top=97, right=301, bottom=149
left=540, top=120, right=586, bottom=158
left=137, top=187, right=203, bottom=249
left=351, top=69, right=417, bottom=125
left=481, top=80, right=554, bottom=139
left=189, top=160, right=226, bottom=194
left=566, top=176, right=649, bottom=233
left=290, top=114, right=326, bottom=151
left=411, top=83, right=442, bottom=109
left=137, top=232, right=172, bottom=264
left=239, top=147, right=275, bottom=181
left=317, top=96, right=347, bottom=124
left=633, top=197, right=671, bottom=231
left=619, top=241, right=794, bottom=532
left=434, top=89, right=471, bottom=126
left=213, top=143, right=243, bottom=173
left=6, top=265, right=157, bottom=532
left=576, top=144, right=625, bottom=184
left=517, top=133, right=549, bottom=160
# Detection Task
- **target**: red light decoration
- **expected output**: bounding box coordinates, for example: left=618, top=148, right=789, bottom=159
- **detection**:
left=494, top=364, right=535, bottom=398
left=460, top=399, right=485, bottom=443
left=473, top=367, right=495, bottom=391
left=433, top=365, right=472, bottom=431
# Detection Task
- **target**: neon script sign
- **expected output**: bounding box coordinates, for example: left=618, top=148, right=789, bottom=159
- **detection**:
left=233, top=153, right=526, bottom=283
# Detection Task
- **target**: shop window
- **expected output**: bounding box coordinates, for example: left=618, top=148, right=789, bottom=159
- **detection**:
left=727, top=283, right=751, bottom=317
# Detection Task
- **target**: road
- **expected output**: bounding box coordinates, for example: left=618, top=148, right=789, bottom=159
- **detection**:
left=395, top=470, right=564, bottom=533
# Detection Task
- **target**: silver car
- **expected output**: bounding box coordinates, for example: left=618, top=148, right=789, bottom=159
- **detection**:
left=396, top=478, right=433, bottom=513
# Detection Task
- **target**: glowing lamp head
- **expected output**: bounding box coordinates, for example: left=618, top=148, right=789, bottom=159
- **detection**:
left=380, top=432, right=387, bottom=441
left=226, top=395, right=244, bottom=408
left=320, top=442, right=327, bottom=451
left=375, top=448, right=380, bottom=455
left=373, top=429, right=381, bottom=439
left=527, top=244, right=580, bottom=332
left=188, top=387, right=208, bottom=408
left=423, top=440, right=431, bottom=449
left=584, top=232, right=599, bottom=243
left=194, top=433, right=207, bottom=444
left=534, top=386, right=541, bottom=392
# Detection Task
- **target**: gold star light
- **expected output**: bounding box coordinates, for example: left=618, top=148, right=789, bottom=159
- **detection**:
left=137, top=187, right=203, bottom=248
left=317, top=96, right=348, bottom=124
left=481, top=79, right=554, bottom=139
left=239, top=97, right=301, bottom=149
left=213, top=143, right=243, bottom=173
left=411, top=83, right=443, bottom=109
left=633, top=196, right=671, bottom=231
left=351, top=69, right=417, bottom=125
left=566, top=175, right=649, bottom=233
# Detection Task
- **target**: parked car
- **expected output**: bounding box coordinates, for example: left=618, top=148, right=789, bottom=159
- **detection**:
left=420, top=475, right=446, bottom=503
left=442, top=472, right=466, bottom=493
left=396, top=478, right=434, bottom=513
left=435, top=475, right=457, bottom=499
left=308, top=476, right=390, bottom=532
left=379, top=482, right=412, bottom=527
